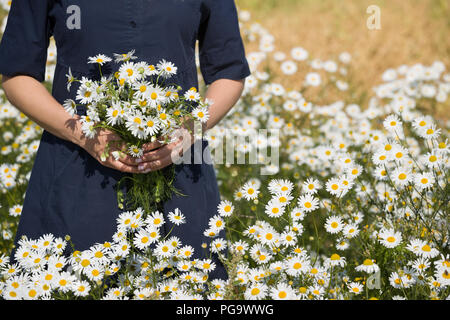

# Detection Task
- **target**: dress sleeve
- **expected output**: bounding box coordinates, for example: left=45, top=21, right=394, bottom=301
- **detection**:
left=198, top=0, right=251, bottom=85
left=0, top=0, right=53, bottom=82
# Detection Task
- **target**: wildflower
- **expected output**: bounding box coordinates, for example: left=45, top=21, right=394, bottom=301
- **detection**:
left=355, top=259, right=380, bottom=274
left=378, top=228, right=402, bottom=248
left=325, top=216, right=344, bottom=234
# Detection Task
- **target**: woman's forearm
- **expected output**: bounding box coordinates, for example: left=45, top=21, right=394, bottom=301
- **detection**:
left=203, top=78, right=245, bottom=131
left=1, top=75, right=83, bottom=144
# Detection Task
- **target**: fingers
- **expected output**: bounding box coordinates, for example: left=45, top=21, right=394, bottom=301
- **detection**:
left=140, top=138, right=182, bottom=162
left=100, top=156, right=143, bottom=174
left=138, top=143, right=184, bottom=173
left=142, top=140, right=164, bottom=153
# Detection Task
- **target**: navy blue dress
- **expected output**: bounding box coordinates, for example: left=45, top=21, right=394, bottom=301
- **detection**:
left=0, top=0, right=250, bottom=280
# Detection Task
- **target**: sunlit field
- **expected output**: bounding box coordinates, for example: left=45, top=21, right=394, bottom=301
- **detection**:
left=0, top=1, right=449, bottom=300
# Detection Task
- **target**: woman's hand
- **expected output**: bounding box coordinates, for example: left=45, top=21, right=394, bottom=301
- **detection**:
left=72, top=117, right=143, bottom=173
left=136, top=118, right=205, bottom=173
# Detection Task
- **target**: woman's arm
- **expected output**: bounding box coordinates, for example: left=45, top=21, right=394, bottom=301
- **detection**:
left=203, top=78, right=245, bottom=131
left=1, top=75, right=141, bottom=172
left=137, top=78, right=245, bottom=173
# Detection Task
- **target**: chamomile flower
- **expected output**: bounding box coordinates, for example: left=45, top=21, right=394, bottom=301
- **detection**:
left=192, top=106, right=209, bottom=123
left=265, top=199, right=285, bottom=218
left=217, top=200, right=234, bottom=217
left=347, top=282, right=363, bottom=295
left=325, top=216, right=344, bottom=234
left=325, top=253, right=346, bottom=268
left=231, top=240, right=249, bottom=255
left=285, top=256, right=311, bottom=276
left=157, top=59, right=177, bottom=78
left=210, top=238, right=227, bottom=253
left=241, top=181, right=260, bottom=200
left=63, top=99, right=77, bottom=117
left=168, top=208, right=186, bottom=225
left=383, top=114, right=402, bottom=133
left=244, top=283, right=268, bottom=300
left=270, top=283, right=297, bottom=300
left=414, top=172, right=435, bottom=190
left=208, top=215, right=225, bottom=231
left=302, top=178, right=321, bottom=194
left=391, top=166, right=413, bottom=188
left=355, top=259, right=380, bottom=274
left=88, top=54, right=112, bottom=65
left=297, top=194, right=319, bottom=213
left=128, top=145, right=143, bottom=158
left=342, top=224, right=359, bottom=238
left=378, top=228, right=402, bottom=248
left=336, top=238, right=350, bottom=250
left=9, top=204, right=22, bottom=217
left=133, top=230, right=154, bottom=250
left=326, top=177, right=344, bottom=196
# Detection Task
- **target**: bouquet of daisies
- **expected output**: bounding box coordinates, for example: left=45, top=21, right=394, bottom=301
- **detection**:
left=63, top=50, right=211, bottom=214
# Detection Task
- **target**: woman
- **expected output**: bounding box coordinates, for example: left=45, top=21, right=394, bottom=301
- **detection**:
left=0, top=0, right=250, bottom=280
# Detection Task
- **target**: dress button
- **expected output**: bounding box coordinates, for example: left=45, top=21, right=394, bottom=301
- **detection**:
left=130, top=21, right=137, bottom=28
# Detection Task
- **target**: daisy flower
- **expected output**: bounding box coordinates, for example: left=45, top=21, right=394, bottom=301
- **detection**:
left=414, top=172, right=435, bottom=190
left=72, top=281, right=91, bottom=297
left=280, top=60, right=298, bottom=75
left=143, top=115, right=161, bottom=137
left=325, top=253, right=346, bottom=268
left=63, top=99, right=77, bottom=117
left=326, top=177, right=344, bottom=196
left=128, top=145, right=143, bottom=158
left=119, top=61, right=140, bottom=83
left=184, top=88, right=201, bottom=102
left=192, top=106, right=209, bottom=123
left=391, top=166, right=413, bottom=188
left=133, top=230, right=154, bottom=250
left=305, top=72, right=321, bottom=87
left=336, top=238, right=350, bottom=250
left=208, top=215, right=225, bottom=231
left=324, top=215, right=344, bottom=234
left=422, top=151, right=443, bottom=169
left=290, top=207, right=306, bottom=221
left=113, top=49, right=137, bottom=63
left=178, top=245, right=195, bottom=259
left=231, top=240, right=249, bottom=255
left=410, top=257, right=431, bottom=273
left=168, top=208, right=186, bottom=225
left=297, top=194, right=319, bottom=213
left=210, top=238, right=227, bottom=253
left=157, top=59, right=177, bottom=78
left=270, top=283, right=297, bottom=300
left=347, top=282, right=363, bottom=295
left=285, top=256, right=311, bottom=276
left=417, top=124, right=441, bottom=140
left=145, top=210, right=165, bottom=228
left=199, top=259, right=216, bottom=273
left=378, top=228, right=402, bottom=248
left=302, top=178, right=321, bottom=194
left=291, top=47, right=309, bottom=61
left=383, top=114, right=402, bottom=133
left=264, top=199, right=285, bottom=218
left=241, top=181, right=260, bottom=201
left=244, top=283, right=268, bottom=300
left=155, top=240, right=174, bottom=258
left=355, top=259, right=380, bottom=274
left=88, top=54, right=112, bottom=65
left=217, top=200, right=234, bottom=217
left=342, top=223, right=359, bottom=238
left=9, top=204, right=22, bottom=217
